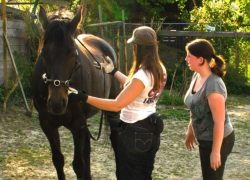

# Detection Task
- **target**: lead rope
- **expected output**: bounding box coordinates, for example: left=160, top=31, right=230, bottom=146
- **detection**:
left=76, top=37, right=105, bottom=141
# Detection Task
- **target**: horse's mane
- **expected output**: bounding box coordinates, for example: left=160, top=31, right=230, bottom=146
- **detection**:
left=39, top=8, right=72, bottom=50
left=47, top=7, right=74, bottom=21
left=37, top=7, right=82, bottom=56
left=45, top=21, right=68, bottom=44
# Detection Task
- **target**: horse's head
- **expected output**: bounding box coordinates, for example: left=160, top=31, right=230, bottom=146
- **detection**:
left=38, top=6, right=82, bottom=115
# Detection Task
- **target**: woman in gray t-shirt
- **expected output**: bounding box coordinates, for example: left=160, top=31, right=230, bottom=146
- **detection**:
left=184, top=39, right=235, bottom=180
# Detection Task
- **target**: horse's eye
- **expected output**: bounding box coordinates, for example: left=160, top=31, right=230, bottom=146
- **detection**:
left=68, top=50, right=78, bottom=61
left=40, top=53, right=48, bottom=63
left=74, top=61, right=79, bottom=68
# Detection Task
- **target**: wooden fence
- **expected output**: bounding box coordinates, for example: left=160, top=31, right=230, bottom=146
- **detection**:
left=0, top=19, right=27, bottom=84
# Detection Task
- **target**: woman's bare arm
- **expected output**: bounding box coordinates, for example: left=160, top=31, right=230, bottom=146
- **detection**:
left=87, top=78, right=144, bottom=112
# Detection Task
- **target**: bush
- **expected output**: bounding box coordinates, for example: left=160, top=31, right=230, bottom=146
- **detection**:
left=224, top=65, right=250, bottom=95
left=1, top=52, right=34, bottom=105
left=12, top=53, right=34, bottom=101
left=158, top=90, right=184, bottom=106
left=158, top=107, right=189, bottom=122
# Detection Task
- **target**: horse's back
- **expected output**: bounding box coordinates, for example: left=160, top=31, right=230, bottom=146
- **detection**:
left=71, top=33, right=120, bottom=117
left=78, top=33, right=121, bottom=97
left=76, top=34, right=117, bottom=66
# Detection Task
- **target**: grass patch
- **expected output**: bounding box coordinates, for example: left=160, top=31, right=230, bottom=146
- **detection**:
left=0, top=155, right=5, bottom=163
left=158, top=106, right=189, bottom=121
left=248, top=64, right=250, bottom=83
left=227, top=95, right=250, bottom=107
left=158, top=90, right=184, bottom=106
left=234, top=120, right=250, bottom=132
left=5, top=146, right=51, bottom=168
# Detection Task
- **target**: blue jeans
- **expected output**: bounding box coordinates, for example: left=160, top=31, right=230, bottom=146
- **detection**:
left=108, top=113, right=163, bottom=180
left=198, top=131, right=235, bottom=180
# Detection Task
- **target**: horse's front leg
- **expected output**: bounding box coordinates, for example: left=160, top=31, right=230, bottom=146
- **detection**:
left=39, top=115, right=65, bottom=180
left=70, top=121, right=91, bottom=180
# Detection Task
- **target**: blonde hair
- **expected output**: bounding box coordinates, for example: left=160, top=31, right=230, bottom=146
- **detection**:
left=128, top=44, right=164, bottom=90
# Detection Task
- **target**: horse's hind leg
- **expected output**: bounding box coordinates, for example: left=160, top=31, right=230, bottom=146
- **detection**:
left=71, top=126, right=91, bottom=180
left=40, top=120, right=65, bottom=180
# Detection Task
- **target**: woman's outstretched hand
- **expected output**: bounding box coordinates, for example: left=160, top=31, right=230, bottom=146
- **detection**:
left=100, top=56, right=118, bottom=75
left=68, top=87, right=88, bottom=103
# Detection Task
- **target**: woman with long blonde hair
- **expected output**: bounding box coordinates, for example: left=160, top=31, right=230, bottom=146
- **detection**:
left=69, top=26, right=167, bottom=180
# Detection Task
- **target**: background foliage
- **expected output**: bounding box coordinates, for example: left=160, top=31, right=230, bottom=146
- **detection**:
left=187, top=0, right=250, bottom=94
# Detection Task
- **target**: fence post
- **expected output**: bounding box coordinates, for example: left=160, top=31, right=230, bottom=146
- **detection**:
left=116, top=24, right=120, bottom=70
left=122, top=10, right=128, bottom=74
left=2, top=0, right=8, bottom=90
left=98, top=5, right=104, bottom=37
left=1, top=0, right=9, bottom=113
left=235, top=37, right=240, bottom=68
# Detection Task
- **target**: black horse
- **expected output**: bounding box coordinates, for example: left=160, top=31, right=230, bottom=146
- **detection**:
left=32, top=6, right=119, bottom=180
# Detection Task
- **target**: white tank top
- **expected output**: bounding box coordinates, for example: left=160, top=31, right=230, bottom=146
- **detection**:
left=120, top=66, right=167, bottom=123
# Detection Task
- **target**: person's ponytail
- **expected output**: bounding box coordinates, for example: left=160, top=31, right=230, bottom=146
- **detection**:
left=186, top=39, right=227, bottom=77
left=210, top=54, right=226, bottom=77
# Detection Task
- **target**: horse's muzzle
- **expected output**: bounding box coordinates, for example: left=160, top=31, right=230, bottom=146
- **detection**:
left=47, top=97, right=68, bottom=115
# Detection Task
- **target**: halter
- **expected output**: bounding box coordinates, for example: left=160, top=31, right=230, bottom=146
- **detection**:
left=41, top=49, right=80, bottom=87
left=42, top=73, right=70, bottom=87
left=41, top=37, right=105, bottom=141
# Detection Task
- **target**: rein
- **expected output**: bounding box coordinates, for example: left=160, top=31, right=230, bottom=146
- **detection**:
left=76, top=37, right=102, bottom=69
left=76, top=37, right=105, bottom=141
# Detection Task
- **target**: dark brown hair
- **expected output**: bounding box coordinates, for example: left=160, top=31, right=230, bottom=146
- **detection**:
left=185, top=39, right=226, bottom=77
left=128, top=44, right=164, bottom=90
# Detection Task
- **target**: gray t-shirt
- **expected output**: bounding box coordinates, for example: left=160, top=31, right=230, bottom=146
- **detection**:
left=184, top=73, right=233, bottom=141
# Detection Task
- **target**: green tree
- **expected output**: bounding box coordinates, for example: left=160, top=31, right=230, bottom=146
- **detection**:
left=188, top=0, right=250, bottom=94
left=116, top=0, right=195, bottom=22
left=189, top=0, right=250, bottom=31
left=71, top=0, right=124, bottom=23
left=188, top=0, right=250, bottom=64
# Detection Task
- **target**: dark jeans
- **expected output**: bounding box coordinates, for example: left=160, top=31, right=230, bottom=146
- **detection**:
left=198, top=131, right=235, bottom=180
left=107, top=113, right=164, bottom=180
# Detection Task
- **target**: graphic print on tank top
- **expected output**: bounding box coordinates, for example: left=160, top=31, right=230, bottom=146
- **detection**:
left=143, top=74, right=167, bottom=104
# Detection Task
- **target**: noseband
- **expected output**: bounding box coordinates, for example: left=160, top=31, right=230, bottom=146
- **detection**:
left=42, top=73, right=70, bottom=87
left=41, top=48, right=80, bottom=87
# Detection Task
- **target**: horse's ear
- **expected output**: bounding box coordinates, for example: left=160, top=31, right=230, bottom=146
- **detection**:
left=39, top=6, right=48, bottom=30
left=69, top=6, right=83, bottom=35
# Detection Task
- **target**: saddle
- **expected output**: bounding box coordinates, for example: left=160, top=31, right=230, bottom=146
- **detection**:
left=75, top=34, right=117, bottom=69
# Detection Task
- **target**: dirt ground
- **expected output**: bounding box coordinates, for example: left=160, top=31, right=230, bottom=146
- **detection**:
left=0, top=96, right=249, bottom=180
